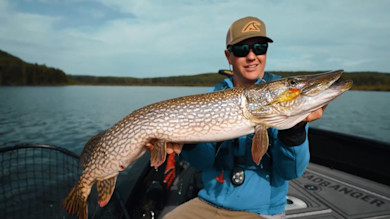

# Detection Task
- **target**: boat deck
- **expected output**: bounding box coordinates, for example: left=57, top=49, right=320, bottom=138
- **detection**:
left=155, top=161, right=390, bottom=218
left=286, top=163, right=390, bottom=218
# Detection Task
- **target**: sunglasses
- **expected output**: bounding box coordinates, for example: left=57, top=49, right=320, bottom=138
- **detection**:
left=227, top=43, right=268, bottom=57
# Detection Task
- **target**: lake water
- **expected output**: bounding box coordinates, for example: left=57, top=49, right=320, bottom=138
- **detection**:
left=1, top=86, right=389, bottom=155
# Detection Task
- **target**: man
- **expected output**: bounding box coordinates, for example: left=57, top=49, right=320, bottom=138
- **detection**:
left=162, top=16, right=326, bottom=218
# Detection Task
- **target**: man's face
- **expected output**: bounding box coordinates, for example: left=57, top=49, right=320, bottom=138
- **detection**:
left=225, top=38, right=268, bottom=87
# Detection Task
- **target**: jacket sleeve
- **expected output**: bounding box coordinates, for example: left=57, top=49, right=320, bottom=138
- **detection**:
left=269, top=124, right=310, bottom=181
left=180, top=142, right=216, bottom=171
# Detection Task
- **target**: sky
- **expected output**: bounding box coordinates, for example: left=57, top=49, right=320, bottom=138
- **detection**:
left=1, top=0, right=389, bottom=77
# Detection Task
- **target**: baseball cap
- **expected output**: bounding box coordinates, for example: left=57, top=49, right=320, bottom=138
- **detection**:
left=226, top=16, right=273, bottom=47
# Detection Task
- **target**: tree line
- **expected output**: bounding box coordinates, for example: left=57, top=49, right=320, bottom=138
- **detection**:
left=1, top=49, right=389, bottom=90
left=66, top=73, right=227, bottom=87
left=0, top=50, right=67, bottom=85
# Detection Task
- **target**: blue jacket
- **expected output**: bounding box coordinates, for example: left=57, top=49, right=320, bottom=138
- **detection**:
left=181, top=72, right=310, bottom=215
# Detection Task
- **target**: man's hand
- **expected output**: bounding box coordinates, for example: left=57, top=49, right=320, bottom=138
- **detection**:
left=145, top=142, right=183, bottom=155
left=166, top=143, right=184, bottom=154
left=303, top=105, right=327, bottom=122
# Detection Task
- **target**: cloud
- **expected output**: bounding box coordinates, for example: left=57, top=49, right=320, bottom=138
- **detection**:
left=0, top=0, right=389, bottom=77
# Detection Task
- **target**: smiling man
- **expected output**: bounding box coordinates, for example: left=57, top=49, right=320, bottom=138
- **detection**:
left=224, top=17, right=272, bottom=88
left=163, top=16, right=326, bottom=219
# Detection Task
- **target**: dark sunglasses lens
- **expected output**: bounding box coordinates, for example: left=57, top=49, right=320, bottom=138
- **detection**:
left=233, top=45, right=250, bottom=57
left=253, top=44, right=268, bottom=55
left=230, top=44, right=268, bottom=57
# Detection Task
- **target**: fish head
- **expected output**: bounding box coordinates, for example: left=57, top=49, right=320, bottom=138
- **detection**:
left=244, top=70, right=353, bottom=129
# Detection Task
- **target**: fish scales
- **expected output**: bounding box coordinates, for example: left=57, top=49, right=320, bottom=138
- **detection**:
left=63, top=70, right=353, bottom=219
left=119, top=87, right=251, bottom=143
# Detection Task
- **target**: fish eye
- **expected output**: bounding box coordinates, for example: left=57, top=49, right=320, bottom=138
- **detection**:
left=288, top=79, right=297, bottom=86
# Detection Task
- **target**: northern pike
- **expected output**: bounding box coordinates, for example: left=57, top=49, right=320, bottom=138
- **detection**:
left=62, top=70, right=352, bottom=218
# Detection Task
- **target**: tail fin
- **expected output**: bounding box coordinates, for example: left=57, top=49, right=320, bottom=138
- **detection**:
left=62, top=184, right=88, bottom=219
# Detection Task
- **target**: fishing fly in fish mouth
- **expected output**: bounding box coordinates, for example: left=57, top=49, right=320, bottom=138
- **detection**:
left=62, top=70, right=352, bottom=219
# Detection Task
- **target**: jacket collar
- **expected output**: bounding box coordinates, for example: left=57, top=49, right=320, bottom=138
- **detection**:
left=224, top=72, right=270, bottom=89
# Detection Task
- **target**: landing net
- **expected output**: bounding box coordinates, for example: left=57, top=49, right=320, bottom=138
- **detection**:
left=0, top=144, right=129, bottom=219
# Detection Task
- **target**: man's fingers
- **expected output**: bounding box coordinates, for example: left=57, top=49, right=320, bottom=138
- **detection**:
left=166, top=146, right=174, bottom=154
left=304, top=104, right=328, bottom=122
left=173, top=143, right=183, bottom=154
left=147, top=141, right=183, bottom=154
left=145, top=143, right=154, bottom=150
left=166, top=143, right=183, bottom=154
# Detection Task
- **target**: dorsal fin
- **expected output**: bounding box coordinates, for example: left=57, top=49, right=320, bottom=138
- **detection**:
left=79, top=130, right=106, bottom=167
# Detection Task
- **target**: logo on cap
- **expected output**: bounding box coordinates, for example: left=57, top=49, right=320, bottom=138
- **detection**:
left=242, top=21, right=261, bottom=33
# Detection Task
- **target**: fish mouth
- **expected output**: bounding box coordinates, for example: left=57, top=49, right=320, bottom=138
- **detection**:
left=328, top=79, right=353, bottom=92
left=301, top=70, right=353, bottom=96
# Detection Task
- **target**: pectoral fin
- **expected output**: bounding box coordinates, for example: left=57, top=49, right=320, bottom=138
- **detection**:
left=251, top=125, right=269, bottom=165
left=148, top=140, right=167, bottom=169
left=97, top=176, right=117, bottom=207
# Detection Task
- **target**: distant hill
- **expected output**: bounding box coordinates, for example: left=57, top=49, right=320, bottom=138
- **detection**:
left=1, top=49, right=389, bottom=90
left=66, top=73, right=227, bottom=87
left=0, top=50, right=68, bottom=85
